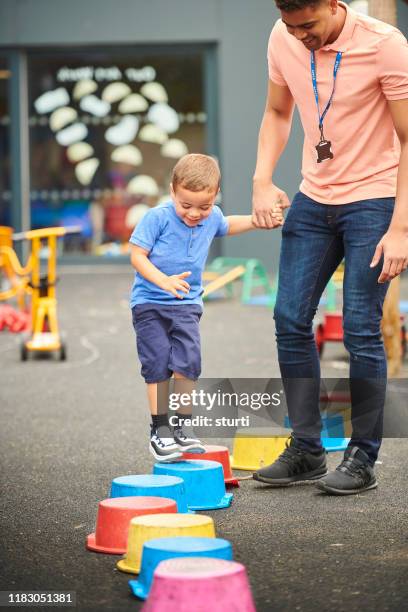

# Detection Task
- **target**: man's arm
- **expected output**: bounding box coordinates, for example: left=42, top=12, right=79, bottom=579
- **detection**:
left=130, top=244, right=191, bottom=299
left=370, top=98, right=408, bottom=282
left=252, top=80, right=295, bottom=228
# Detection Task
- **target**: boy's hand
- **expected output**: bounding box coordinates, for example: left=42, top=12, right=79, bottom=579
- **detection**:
left=162, top=271, right=191, bottom=299
left=271, top=204, right=284, bottom=227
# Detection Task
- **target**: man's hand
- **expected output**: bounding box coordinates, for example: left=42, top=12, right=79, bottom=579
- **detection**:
left=252, top=181, right=290, bottom=228
left=370, top=229, right=408, bottom=283
left=162, top=271, right=191, bottom=298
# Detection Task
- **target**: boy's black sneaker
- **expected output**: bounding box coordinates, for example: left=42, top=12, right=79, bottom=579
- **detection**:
left=173, top=426, right=206, bottom=454
left=316, top=446, right=377, bottom=495
left=253, top=436, right=327, bottom=485
left=149, top=426, right=183, bottom=462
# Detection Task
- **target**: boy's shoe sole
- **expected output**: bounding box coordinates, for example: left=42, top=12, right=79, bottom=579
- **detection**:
left=177, top=443, right=206, bottom=454
left=316, top=479, right=378, bottom=496
left=253, top=466, right=328, bottom=486
left=149, top=444, right=183, bottom=463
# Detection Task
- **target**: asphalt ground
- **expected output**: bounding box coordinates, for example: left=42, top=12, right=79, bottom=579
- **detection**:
left=0, top=267, right=407, bottom=611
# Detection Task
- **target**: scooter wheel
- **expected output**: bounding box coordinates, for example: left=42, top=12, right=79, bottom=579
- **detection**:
left=59, top=342, right=67, bottom=361
left=20, top=342, right=28, bottom=361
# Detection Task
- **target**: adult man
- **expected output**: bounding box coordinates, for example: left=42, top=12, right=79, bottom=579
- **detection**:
left=252, top=0, right=408, bottom=494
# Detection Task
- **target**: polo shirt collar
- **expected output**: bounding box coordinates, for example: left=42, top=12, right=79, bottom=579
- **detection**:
left=320, top=1, right=357, bottom=52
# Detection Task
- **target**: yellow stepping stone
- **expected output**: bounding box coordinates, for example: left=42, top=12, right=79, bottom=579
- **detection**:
left=117, top=513, right=215, bottom=574
left=231, top=433, right=288, bottom=471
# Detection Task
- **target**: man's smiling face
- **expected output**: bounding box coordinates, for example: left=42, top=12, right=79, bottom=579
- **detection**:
left=281, top=0, right=338, bottom=51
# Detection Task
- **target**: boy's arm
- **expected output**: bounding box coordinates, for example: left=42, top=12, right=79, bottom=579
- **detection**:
left=226, top=213, right=283, bottom=236
left=130, top=244, right=191, bottom=299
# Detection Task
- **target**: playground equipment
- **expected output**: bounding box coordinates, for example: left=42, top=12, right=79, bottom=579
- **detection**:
left=203, top=265, right=245, bottom=299
left=117, top=513, right=216, bottom=574
left=19, top=228, right=68, bottom=361
left=316, top=263, right=407, bottom=359
left=315, top=264, right=344, bottom=356
left=0, top=226, right=31, bottom=320
left=143, top=557, right=256, bottom=612
left=86, top=497, right=177, bottom=555
left=231, top=432, right=288, bottom=471
left=0, top=225, right=80, bottom=360
left=0, top=304, right=30, bottom=333
left=284, top=415, right=349, bottom=453
left=153, top=460, right=233, bottom=511
left=129, top=537, right=233, bottom=601
left=110, top=474, right=190, bottom=514
left=203, top=257, right=276, bottom=305
left=183, top=445, right=239, bottom=487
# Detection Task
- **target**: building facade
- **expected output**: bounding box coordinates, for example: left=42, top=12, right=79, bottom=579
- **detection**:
left=0, top=0, right=407, bottom=268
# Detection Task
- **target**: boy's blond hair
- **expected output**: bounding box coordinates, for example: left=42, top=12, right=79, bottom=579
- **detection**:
left=171, top=154, right=220, bottom=193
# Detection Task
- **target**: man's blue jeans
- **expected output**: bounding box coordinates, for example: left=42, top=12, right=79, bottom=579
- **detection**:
left=274, top=192, right=394, bottom=464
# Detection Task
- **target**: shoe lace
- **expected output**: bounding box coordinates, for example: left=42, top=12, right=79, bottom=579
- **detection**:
left=152, top=430, right=175, bottom=449
left=278, top=440, right=307, bottom=466
left=152, top=433, right=165, bottom=448
left=174, top=426, right=187, bottom=441
left=337, top=456, right=367, bottom=479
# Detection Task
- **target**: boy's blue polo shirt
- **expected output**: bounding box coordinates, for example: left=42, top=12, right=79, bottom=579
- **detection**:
left=129, top=201, right=229, bottom=306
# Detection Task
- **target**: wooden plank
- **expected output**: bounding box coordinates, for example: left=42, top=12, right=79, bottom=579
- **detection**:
left=202, top=265, right=246, bottom=297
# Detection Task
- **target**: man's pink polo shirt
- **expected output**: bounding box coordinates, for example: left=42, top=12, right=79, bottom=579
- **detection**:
left=268, top=1, right=408, bottom=204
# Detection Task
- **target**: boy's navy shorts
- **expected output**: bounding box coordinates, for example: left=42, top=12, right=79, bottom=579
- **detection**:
left=132, top=303, right=203, bottom=383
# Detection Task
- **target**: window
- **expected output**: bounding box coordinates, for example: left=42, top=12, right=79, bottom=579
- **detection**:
left=28, top=47, right=210, bottom=256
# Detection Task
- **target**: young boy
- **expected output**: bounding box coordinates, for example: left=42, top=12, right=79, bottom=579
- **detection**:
left=130, top=154, right=283, bottom=461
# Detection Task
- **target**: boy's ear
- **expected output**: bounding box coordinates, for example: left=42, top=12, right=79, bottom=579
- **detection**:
left=170, top=183, right=175, bottom=197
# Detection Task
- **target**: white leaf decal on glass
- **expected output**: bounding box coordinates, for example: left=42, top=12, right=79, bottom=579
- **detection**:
left=127, top=175, right=159, bottom=196
left=56, top=123, right=88, bottom=146
left=105, top=116, right=139, bottom=146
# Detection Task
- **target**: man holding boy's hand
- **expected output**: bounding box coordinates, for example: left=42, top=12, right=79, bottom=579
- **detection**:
left=252, top=0, right=408, bottom=495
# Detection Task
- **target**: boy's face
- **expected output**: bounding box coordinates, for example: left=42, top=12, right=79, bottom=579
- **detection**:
left=170, top=184, right=218, bottom=228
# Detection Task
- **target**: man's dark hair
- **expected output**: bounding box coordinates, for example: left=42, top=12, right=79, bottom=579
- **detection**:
left=275, top=0, right=325, bottom=11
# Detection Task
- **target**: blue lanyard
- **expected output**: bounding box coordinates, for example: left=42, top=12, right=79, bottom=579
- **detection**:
left=311, top=50, right=342, bottom=140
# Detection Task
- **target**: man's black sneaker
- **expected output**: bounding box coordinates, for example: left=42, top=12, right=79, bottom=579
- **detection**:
left=173, top=426, right=206, bottom=454
left=253, top=436, right=327, bottom=485
left=316, top=446, right=377, bottom=495
left=149, top=426, right=183, bottom=462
